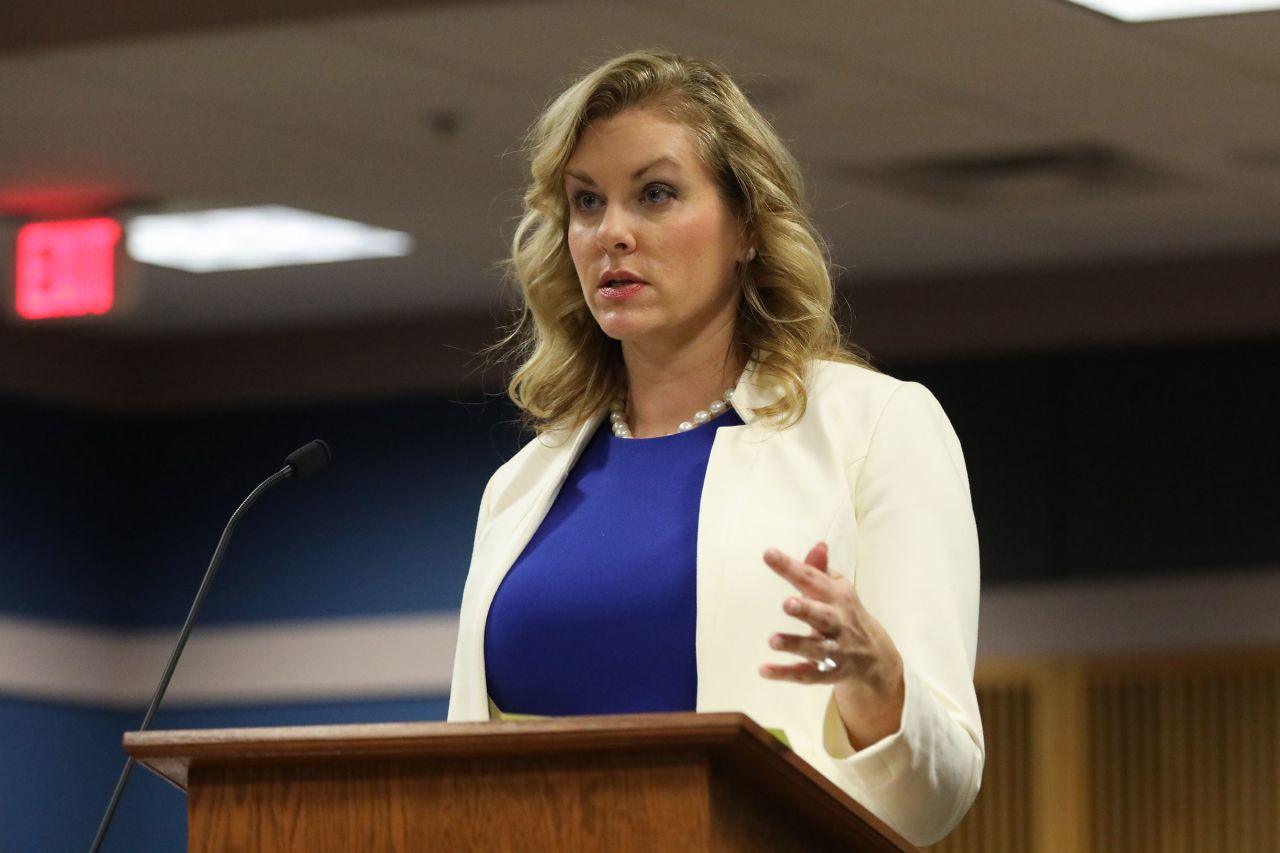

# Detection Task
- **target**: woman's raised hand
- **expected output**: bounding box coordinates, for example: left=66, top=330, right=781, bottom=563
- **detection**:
left=758, top=542, right=906, bottom=749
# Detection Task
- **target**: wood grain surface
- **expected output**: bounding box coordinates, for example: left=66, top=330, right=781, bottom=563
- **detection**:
left=125, top=712, right=917, bottom=852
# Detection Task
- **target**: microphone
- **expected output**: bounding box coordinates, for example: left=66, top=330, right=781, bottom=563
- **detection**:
left=89, top=440, right=332, bottom=853
left=285, top=439, right=331, bottom=480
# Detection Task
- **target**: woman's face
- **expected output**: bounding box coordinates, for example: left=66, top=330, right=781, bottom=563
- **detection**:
left=564, top=107, right=746, bottom=351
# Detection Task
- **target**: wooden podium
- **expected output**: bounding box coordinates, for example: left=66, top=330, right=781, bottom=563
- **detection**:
left=126, top=713, right=918, bottom=852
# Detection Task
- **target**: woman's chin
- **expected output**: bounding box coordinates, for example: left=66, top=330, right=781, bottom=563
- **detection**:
left=593, top=312, right=658, bottom=343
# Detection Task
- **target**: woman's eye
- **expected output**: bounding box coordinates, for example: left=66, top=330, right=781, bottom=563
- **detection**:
left=573, top=192, right=602, bottom=212
left=643, top=184, right=675, bottom=204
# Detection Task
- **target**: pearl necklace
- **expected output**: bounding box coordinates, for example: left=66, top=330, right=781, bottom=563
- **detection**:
left=609, top=387, right=737, bottom=439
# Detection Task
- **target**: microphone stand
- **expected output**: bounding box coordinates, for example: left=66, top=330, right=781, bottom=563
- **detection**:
left=88, top=459, right=304, bottom=853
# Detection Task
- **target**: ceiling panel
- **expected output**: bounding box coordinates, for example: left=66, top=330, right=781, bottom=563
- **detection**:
left=1145, top=10, right=1280, bottom=82
left=2, top=0, right=1278, bottom=335
left=699, top=0, right=1280, bottom=165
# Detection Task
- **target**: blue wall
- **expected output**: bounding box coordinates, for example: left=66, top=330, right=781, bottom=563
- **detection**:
left=3, top=336, right=1278, bottom=850
left=0, top=392, right=517, bottom=852
left=1, top=696, right=451, bottom=853
left=1, top=393, right=522, bottom=627
left=0, top=400, right=120, bottom=625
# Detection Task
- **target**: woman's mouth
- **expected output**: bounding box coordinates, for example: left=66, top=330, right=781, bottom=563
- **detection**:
left=598, top=280, right=646, bottom=299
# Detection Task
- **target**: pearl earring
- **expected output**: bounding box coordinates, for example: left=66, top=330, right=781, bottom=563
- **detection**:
left=743, top=247, right=757, bottom=262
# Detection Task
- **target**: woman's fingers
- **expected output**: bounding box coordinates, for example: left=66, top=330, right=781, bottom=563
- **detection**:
left=782, top=595, right=843, bottom=637
left=764, top=545, right=835, bottom=600
left=802, top=541, right=828, bottom=574
left=760, top=543, right=903, bottom=703
left=761, top=543, right=866, bottom=684
left=769, top=631, right=838, bottom=661
left=758, top=660, right=840, bottom=683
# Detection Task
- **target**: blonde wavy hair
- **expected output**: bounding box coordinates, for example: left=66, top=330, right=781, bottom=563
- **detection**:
left=501, top=50, right=867, bottom=434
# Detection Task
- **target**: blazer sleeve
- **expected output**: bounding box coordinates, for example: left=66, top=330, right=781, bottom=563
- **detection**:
left=821, top=381, right=985, bottom=846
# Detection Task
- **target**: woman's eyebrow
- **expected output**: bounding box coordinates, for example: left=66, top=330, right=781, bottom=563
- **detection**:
left=631, top=156, right=680, bottom=179
left=565, top=156, right=682, bottom=186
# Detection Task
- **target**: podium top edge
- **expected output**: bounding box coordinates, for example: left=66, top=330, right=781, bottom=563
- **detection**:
left=124, top=711, right=769, bottom=755
left=123, top=712, right=802, bottom=777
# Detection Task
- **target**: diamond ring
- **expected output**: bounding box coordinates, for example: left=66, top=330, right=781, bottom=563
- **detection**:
left=816, top=656, right=838, bottom=673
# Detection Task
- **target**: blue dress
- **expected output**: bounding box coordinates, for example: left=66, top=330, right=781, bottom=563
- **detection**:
left=483, top=409, right=743, bottom=715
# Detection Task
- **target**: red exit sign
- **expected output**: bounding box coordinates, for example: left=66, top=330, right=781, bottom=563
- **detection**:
left=14, top=218, right=121, bottom=320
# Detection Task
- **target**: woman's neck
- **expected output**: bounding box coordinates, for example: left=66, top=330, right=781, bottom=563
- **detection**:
left=620, top=339, right=747, bottom=439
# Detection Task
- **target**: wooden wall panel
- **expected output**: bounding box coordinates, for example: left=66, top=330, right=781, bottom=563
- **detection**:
left=931, top=652, right=1280, bottom=852
left=1086, top=658, right=1280, bottom=853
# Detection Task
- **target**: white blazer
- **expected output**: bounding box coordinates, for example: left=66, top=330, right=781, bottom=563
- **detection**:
left=448, top=359, right=984, bottom=846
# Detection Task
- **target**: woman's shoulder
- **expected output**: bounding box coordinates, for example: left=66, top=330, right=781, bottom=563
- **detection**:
left=798, top=359, right=953, bottom=448
left=807, top=358, right=902, bottom=398
left=805, top=358, right=939, bottom=416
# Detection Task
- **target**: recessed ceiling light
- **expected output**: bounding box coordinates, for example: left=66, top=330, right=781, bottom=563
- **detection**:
left=125, top=205, right=414, bottom=273
left=1063, top=0, right=1280, bottom=21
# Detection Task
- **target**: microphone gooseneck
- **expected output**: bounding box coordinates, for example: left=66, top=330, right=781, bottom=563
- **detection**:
left=89, top=440, right=330, bottom=853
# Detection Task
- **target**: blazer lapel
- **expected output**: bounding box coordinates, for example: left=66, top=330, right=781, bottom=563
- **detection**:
left=464, top=411, right=606, bottom=706
left=695, top=361, right=783, bottom=706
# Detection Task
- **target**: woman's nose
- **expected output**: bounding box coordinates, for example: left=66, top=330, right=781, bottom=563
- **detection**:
left=596, top=205, right=635, bottom=254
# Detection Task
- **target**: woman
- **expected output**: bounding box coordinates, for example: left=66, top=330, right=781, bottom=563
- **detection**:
left=448, top=51, right=983, bottom=846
